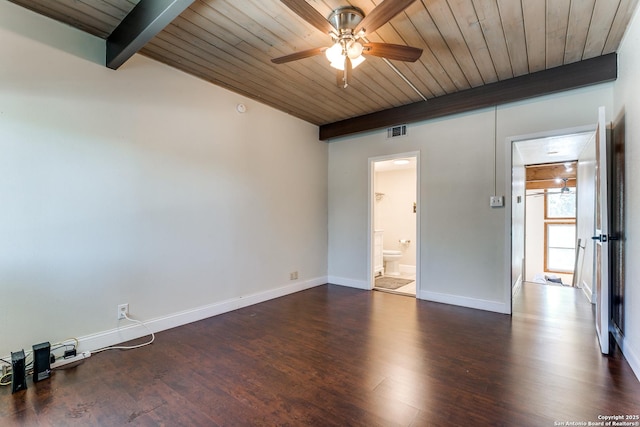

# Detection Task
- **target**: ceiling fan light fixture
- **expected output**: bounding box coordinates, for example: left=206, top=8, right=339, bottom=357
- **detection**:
left=330, top=56, right=365, bottom=70
left=325, top=43, right=343, bottom=63
left=329, top=54, right=365, bottom=70
left=326, top=41, right=365, bottom=70
left=350, top=54, right=365, bottom=68
left=347, top=41, right=363, bottom=59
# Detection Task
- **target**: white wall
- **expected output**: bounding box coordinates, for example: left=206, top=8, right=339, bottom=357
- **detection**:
left=511, top=148, right=525, bottom=292
left=374, top=169, right=417, bottom=267
left=328, top=85, right=613, bottom=313
left=613, top=3, right=640, bottom=380
left=525, top=191, right=545, bottom=281
left=0, top=3, right=328, bottom=357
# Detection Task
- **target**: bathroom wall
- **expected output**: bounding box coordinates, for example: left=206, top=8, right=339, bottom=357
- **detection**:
left=375, top=168, right=417, bottom=268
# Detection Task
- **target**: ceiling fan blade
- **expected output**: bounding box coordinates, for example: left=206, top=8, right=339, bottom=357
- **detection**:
left=271, top=47, right=327, bottom=64
left=362, top=42, right=423, bottom=62
left=526, top=189, right=576, bottom=197
left=280, top=0, right=336, bottom=34
left=355, top=0, right=418, bottom=35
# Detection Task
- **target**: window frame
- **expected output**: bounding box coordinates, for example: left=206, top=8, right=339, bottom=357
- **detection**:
left=544, top=187, right=577, bottom=220
left=544, top=221, right=577, bottom=273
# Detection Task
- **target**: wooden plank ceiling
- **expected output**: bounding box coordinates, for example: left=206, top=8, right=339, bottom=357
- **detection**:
left=526, top=162, right=577, bottom=190
left=8, top=0, right=640, bottom=138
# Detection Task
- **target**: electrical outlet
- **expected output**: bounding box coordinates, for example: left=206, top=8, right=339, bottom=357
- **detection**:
left=290, top=271, right=298, bottom=280
left=117, top=303, right=129, bottom=320
left=50, top=351, right=91, bottom=369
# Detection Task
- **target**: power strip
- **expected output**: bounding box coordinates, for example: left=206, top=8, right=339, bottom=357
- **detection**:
left=50, top=351, right=91, bottom=369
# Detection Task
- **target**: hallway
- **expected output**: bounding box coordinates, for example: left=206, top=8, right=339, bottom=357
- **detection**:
left=509, top=282, right=639, bottom=422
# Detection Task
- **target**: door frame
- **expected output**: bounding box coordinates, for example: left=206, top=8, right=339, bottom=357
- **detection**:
left=368, top=151, right=421, bottom=296
left=594, top=105, right=610, bottom=354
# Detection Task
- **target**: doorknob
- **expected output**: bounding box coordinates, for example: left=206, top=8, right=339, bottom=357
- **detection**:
left=592, top=234, right=619, bottom=242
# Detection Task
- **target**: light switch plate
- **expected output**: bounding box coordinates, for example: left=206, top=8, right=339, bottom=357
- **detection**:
left=490, top=196, right=504, bottom=208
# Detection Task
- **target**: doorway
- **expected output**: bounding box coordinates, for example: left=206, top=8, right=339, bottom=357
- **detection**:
left=509, top=111, right=626, bottom=355
left=510, top=127, right=596, bottom=303
left=369, top=152, right=419, bottom=297
left=524, top=161, right=579, bottom=287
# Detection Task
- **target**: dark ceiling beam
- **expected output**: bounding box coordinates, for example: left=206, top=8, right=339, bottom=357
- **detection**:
left=319, top=53, right=617, bottom=141
left=106, top=0, right=194, bottom=69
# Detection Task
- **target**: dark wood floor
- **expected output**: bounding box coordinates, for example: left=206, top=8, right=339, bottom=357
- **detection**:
left=2, top=283, right=639, bottom=426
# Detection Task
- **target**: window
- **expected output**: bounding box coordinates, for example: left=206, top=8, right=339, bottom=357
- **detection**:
left=544, top=189, right=576, bottom=273
left=545, top=223, right=576, bottom=272
left=546, top=188, right=576, bottom=218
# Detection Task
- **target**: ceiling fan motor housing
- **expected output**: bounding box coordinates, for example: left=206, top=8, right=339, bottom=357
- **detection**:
left=328, top=7, right=364, bottom=34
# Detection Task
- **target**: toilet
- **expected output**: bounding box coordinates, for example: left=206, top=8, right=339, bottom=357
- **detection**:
left=383, top=250, right=402, bottom=276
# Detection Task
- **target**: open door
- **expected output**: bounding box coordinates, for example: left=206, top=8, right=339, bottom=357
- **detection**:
left=593, top=106, right=610, bottom=354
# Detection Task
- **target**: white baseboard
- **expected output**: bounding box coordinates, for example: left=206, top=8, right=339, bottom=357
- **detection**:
left=72, top=277, right=327, bottom=353
left=327, top=276, right=370, bottom=290
left=329, top=276, right=509, bottom=314
left=399, top=264, right=416, bottom=275
left=418, top=290, right=509, bottom=314
left=512, top=274, right=523, bottom=298
left=581, top=280, right=594, bottom=303
left=622, top=340, right=640, bottom=382
left=612, top=331, right=640, bottom=382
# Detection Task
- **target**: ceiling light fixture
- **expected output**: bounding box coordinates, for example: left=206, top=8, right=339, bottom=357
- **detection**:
left=325, top=40, right=366, bottom=70
left=393, top=159, right=410, bottom=165
left=552, top=177, right=572, bottom=196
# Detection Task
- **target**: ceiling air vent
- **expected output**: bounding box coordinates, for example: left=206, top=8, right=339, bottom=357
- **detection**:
left=387, top=125, right=407, bottom=139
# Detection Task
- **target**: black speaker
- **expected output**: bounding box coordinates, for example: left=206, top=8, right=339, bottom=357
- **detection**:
left=11, top=350, right=27, bottom=393
left=32, top=342, right=51, bottom=382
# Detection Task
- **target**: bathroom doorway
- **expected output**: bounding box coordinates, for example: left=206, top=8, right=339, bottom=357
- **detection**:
left=369, top=152, right=419, bottom=297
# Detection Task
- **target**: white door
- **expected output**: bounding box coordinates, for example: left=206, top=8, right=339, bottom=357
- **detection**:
left=593, top=106, right=610, bottom=354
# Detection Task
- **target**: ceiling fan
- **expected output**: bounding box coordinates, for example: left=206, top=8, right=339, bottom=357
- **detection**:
left=271, top=0, right=423, bottom=88
left=527, top=178, right=576, bottom=197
